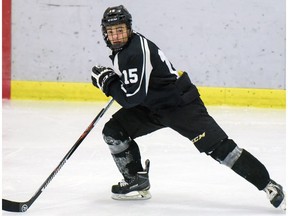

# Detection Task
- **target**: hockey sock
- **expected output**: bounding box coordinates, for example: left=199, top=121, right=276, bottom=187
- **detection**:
left=231, top=149, right=270, bottom=190
left=112, top=140, right=143, bottom=181
left=209, top=139, right=270, bottom=190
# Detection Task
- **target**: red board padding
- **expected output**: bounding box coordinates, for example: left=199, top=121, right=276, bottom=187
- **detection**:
left=2, top=0, right=12, bottom=99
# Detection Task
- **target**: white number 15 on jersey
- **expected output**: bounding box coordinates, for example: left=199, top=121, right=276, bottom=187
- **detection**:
left=122, top=68, right=138, bottom=84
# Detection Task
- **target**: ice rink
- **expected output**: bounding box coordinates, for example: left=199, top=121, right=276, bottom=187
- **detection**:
left=2, top=99, right=286, bottom=216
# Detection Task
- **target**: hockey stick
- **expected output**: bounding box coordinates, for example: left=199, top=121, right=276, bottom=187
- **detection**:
left=2, top=98, right=114, bottom=212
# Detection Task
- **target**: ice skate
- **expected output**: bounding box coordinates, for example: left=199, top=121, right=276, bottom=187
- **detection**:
left=264, top=180, right=286, bottom=211
left=111, top=159, right=151, bottom=200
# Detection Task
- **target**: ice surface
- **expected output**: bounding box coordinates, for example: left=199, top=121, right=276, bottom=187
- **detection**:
left=2, top=100, right=286, bottom=215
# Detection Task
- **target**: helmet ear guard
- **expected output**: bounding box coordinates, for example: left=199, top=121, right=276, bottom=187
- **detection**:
left=101, top=25, right=111, bottom=49
left=101, top=5, right=132, bottom=51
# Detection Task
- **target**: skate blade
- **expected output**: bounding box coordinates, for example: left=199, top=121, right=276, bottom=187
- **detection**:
left=111, top=190, right=151, bottom=200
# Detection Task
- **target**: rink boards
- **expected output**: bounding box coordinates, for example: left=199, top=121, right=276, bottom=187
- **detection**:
left=10, top=80, right=285, bottom=108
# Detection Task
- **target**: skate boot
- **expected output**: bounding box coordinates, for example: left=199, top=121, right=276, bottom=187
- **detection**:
left=111, top=159, right=151, bottom=200
left=264, top=179, right=286, bottom=211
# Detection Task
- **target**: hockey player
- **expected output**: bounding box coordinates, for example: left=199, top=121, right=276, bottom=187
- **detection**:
left=91, top=5, right=286, bottom=210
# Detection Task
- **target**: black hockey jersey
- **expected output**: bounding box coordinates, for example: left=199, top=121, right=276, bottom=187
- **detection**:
left=108, top=32, right=200, bottom=112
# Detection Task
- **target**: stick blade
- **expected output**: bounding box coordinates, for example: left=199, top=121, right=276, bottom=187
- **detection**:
left=2, top=199, right=29, bottom=212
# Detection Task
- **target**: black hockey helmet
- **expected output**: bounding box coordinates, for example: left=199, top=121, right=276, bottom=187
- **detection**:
left=101, top=5, right=132, bottom=51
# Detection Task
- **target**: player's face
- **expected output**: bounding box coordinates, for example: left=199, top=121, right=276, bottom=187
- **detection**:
left=106, top=24, right=130, bottom=46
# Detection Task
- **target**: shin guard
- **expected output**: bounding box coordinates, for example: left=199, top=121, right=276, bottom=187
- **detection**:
left=210, top=139, right=270, bottom=190
left=112, top=140, right=144, bottom=180
left=231, top=149, right=270, bottom=190
left=103, top=119, right=143, bottom=180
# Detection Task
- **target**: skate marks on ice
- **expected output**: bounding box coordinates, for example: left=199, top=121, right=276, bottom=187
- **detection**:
left=2, top=100, right=286, bottom=215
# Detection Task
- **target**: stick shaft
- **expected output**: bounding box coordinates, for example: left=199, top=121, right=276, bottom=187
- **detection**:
left=2, top=98, right=114, bottom=212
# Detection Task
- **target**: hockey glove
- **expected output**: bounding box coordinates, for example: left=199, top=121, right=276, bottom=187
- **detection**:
left=91, top=65, right=119, bottom=96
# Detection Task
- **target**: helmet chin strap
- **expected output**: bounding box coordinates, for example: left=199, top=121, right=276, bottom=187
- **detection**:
left=110, top=42, right=127, bottom=51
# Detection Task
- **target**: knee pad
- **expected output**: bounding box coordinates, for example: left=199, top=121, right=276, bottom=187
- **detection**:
left=102, top=118, right=131, bottom=154
left=209, top=139, right=243, bottom=168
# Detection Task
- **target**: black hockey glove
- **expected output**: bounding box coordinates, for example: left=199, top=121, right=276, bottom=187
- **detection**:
left=91, top=65, right=119, bottom=96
